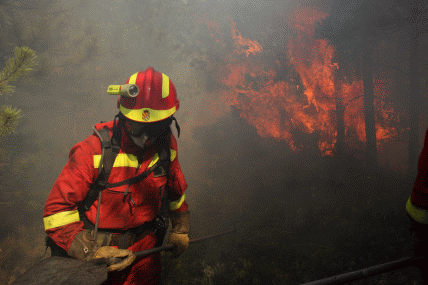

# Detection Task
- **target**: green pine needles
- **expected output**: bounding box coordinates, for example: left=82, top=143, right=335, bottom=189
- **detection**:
left=0, top=105, right=22, bottom=136
left=0, top=46, right=37, bottom=136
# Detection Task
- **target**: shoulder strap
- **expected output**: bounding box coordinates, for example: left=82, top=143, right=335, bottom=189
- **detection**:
left=80, top=128, right=172, bottom=211
left=157, top=132, right=171, bottom=178
left=105, top=133, right=171, bottom=189
left=154, top=133, right=173, bottom=246
left=81, top=126, right=120, bottom=212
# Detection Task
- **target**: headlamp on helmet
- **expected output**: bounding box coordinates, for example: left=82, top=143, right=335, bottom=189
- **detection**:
left=111, top=67, right=180, bottom=123
left=107, top=84, right=139, bottom=97
left=108, top=67, right=181, bottom=148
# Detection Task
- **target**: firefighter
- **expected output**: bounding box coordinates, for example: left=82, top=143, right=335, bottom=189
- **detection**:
left=406, top=128, right=428, bottom=284
left=43, top=67, right=189, bottom=285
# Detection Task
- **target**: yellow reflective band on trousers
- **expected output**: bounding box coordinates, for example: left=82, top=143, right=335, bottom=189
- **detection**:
left=43, top=210, right=80, bottom=230
left=406, top=197, right=428, bottom=224
left=94, top=153, right=139, bottom=168
left=170, top=194, right=186, bottom=210
left=148, top=149, right=177, bottom=168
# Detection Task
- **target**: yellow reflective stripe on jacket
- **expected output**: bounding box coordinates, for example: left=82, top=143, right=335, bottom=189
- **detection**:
left=170, top=194, right=186, bottom=210
left=406, top=196, right=428, bottom=224
left=148, top=149, right=177, bottom=168
left=93, top=153, right=139, bottom=168
left=94, top=149, right=176, bottom=169
left=43, top=210, right=80, bottom=230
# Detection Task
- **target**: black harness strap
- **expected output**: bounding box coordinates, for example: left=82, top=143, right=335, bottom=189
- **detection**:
left=80, top=124, right=173, bottom=249
left=104, top=148, right=167, bottom=189
left=152, top=133, right=171, bottom=247
left=81, top=125, right=172, bottom=212
left=81, top=126, right=120, bottom=212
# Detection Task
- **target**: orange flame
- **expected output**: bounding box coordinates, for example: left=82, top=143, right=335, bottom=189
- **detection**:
left=229, top=17, right=263, bottom=57
left=199, top=7, right=399, bottom=160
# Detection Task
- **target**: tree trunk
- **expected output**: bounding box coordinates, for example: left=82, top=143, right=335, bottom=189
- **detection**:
left=408, top=8, right=421, bottom=175
left=335, top=92, right=346, bottom=157
left=362, top=50, right=378, bottom=171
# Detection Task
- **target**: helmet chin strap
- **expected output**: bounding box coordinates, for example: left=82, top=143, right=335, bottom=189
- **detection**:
left=112, top=113, right=123, bottom=146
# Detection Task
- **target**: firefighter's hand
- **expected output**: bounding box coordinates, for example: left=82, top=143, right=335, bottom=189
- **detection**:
left=93, top=246, right=136, bottom=272
left=68, top=231, right=136, bottom=271
left=68, top=231, right=99, bottom=261
left=168, top=211, right=190, bottom=257
left=168, top=232, right=189, bottom=257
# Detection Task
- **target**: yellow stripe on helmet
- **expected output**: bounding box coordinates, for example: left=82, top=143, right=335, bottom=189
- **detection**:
left=43, top=210, right=80, bottom=230
left=406, top=196, right=428, bottom=224
left=162, top=73, right=170, bottom=98
left=94, top=153, right=139, bottom=168
left=120, top=104, right=176, bottom=123
left=169, top=194, right=186, bottom=211
left=128, top=72, right=138, bottom=85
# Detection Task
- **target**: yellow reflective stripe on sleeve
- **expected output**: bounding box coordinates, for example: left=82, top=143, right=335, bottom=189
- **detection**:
left=170, top=194, right=186, bottom=210
left=43, top=210, right=80, bottom=230
left=94, top=153, right=139, bottom=168
left=162, top=74, right=170, bottom=98
left=406, top=197, right=428, bottom=224
left=148, top=149, right=177, bottom=169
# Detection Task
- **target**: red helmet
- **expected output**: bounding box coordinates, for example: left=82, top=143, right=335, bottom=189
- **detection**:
left=118, top=67, right=179, bottom=123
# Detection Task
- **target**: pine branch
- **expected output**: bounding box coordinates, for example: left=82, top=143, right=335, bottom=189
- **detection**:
left=0, top=105, right=23, bottom=136
left=0, top=46, right=37, bottom=95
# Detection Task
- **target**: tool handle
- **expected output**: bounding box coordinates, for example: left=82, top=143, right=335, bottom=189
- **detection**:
left=94, top=229, right=235, bottom=265
left=93, top=244, right=177, bottom=266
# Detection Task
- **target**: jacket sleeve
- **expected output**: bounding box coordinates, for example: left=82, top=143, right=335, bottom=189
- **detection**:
left=407, top=129, right=428, bottom=224
left=167, top=135, right=189, bottom=213
left=43, top=139, right=98, bottom=251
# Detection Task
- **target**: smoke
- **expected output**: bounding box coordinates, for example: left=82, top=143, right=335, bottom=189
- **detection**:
left=0, top=0, right=321, bottom=217
left=1, top=0, right=418, bottom=271
left=5, top=0, right=303, bottom=207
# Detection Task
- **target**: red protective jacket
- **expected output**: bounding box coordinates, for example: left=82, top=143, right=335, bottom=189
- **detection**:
left=407, top=129, right=428, bottom=224
left=43, top=121, right=188, bottom=284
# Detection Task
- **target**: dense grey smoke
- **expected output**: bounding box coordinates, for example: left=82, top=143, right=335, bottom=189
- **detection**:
left=3, top=0, right=323, bottom=231
left=1, top=0, right=421, bottom=275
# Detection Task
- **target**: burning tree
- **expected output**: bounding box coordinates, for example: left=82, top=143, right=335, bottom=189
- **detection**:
left=316, top=0, right=428, bottom=172
left=197, top=4, right=405, bottom=171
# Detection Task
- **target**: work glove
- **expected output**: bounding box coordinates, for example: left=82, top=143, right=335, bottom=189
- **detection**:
left=168, top=211, right=190, bottom=257
left=67, top=231, right=136, bottom=271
